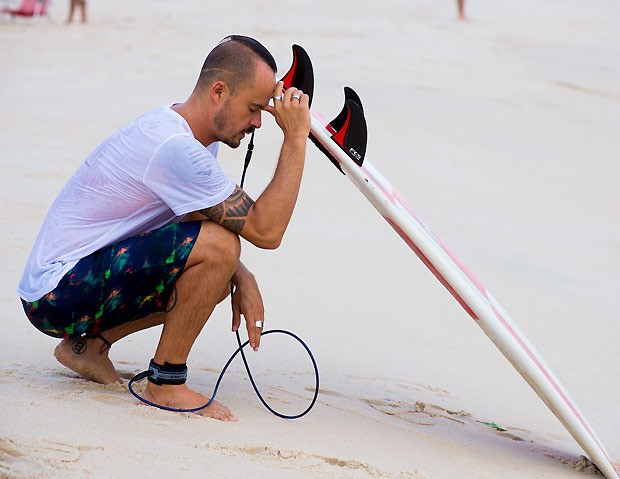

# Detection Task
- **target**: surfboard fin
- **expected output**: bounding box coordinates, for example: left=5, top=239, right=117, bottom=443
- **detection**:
left=279, top=44, right=314, bottom=107
left=329, top=97, right=367, bottom=167
left=309, top=88, right=367, bottom=173
left=329, top=86, right=364, bottom=131
left=279, top=45, right=367, bottom=173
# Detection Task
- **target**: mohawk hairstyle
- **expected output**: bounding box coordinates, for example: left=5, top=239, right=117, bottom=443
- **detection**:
left=196, top=35, right=277, bottom=94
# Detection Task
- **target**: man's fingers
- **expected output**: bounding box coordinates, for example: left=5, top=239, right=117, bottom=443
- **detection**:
left=231, top=293, right=241, bottom=332
left=282, top=87, right=304, bottom=105
left=263, top=81, right=285, bottom=116
left=269, top=84, right=307, bottom=109
left=271, top=81, right=284, bottom=104
left=248, top=318, right=264, bottom=351
left=231, top=309, right=240, bottom=332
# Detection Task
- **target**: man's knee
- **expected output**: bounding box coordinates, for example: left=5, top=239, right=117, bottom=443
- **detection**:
left=189, top=222, right=240, bottom=271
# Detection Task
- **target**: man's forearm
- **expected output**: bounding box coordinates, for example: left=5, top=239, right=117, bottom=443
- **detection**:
left=242, top=135, right=306, bottom=248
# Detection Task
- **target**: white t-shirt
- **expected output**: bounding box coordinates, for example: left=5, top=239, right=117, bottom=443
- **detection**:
left=18, top=105, right=236, bottom=302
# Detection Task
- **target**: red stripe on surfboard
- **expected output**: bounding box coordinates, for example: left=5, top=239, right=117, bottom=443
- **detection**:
left=365, top=165, right=613, bottom=459
left=362, top=169, right=612, bottom=464
left=384, top=216, right=612, bottom=465
left=386, top=219, right=479, bottom=320
left=310, top=115, right=616, bottom=475
left=364, top=164, right=490, bottom=298
left=309, top=117, right=615, bottom=473
left=390, top=189, right=489, bottom=297
left=488, top=299, right=613, bottom=463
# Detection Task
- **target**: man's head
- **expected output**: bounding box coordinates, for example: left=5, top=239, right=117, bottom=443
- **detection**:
left=196, top=35, right=278, bottom=148
left=197, top=35, right=277, bottom=95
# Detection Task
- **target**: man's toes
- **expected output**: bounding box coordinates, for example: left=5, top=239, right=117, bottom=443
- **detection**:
left=201, top=402, right=237, bottom=421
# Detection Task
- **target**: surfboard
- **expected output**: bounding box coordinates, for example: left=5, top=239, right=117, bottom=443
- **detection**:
left=280, top=45, right=619, bottom=479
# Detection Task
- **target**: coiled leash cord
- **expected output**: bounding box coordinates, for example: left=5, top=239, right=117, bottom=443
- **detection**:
left=128, top=329, right=319, bottom=418
left=128, top=131, right=320, bottom=419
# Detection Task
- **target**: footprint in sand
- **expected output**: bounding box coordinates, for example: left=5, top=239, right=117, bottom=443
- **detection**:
left=191, top=442, right=425, bottom=479
left=364, top=398, right=470, bottom=426
left=0, top=437, right=103, bottom=478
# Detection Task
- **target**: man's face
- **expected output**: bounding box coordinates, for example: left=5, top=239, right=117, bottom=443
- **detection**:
left=213, top=62, right=276, bottom=149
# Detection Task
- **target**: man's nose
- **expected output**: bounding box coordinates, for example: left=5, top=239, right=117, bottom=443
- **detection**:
left=250, top=111, right=262, bottom=129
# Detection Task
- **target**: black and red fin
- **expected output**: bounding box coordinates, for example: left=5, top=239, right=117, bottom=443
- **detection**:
left=331, top=98, right=366, bottom=167
left=279, top=47, right=366, bottom=172
left=310, top=91, right=367, bottom=173
left=279, top=44, right=314, bottom=107
left=329, top=86, right=364, bottom=133
left=344, top=86, right=364, bottom=112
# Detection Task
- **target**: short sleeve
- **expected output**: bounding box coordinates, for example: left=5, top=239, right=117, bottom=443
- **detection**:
left=144, top=136, right=235, bottom=216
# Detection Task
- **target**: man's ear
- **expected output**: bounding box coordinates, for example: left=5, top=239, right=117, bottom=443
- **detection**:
left=212, top=80, right=227, bottom=104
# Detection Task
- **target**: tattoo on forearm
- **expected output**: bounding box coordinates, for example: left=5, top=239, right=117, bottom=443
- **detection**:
left=199, top=186, right=254, bottom=234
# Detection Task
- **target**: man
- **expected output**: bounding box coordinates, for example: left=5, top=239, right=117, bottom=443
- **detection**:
left=18, top=35, right=311, bottom=421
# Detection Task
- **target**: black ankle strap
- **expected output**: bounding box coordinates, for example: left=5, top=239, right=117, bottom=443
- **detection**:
left=147, top=359, right=188, bottom=385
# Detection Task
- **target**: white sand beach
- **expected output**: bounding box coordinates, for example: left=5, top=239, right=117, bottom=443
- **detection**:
left=1, top=0, right=619, bottom=477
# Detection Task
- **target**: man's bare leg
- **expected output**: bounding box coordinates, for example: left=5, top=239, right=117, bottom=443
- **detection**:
left=55, top=222, right=239, bottom=419
left=142, top=222, right=241, bottom=421
left=54, top=314, right=164, bottom=384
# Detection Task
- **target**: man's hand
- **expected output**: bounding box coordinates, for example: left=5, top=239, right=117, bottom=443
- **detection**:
left=199, top=82, right=310, bottom=250
left=231, top=262, right=264, bottom=351
left=263, top=81, right=311, bottom=142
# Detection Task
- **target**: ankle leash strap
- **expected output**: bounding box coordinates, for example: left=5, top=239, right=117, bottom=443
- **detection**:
left=147, top=359, right=188, bottom=385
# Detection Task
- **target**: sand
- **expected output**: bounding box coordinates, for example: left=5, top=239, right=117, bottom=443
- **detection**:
left=1, top=0, right=619, bottom=478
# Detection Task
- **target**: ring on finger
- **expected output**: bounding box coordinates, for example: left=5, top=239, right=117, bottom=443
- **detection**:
left=291, top=94, right=301, bottom=100
left=255, top=320, right=264, bottom=328
left=272, top=96, right=283, bottom=102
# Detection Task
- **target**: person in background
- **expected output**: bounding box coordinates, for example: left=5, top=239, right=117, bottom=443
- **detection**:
left=456, top=0, right=467, bottom=20
left=67, top=0, right=86, bottom=23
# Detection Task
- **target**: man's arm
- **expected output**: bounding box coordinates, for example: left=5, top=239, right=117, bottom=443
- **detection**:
left=200, top=84, right=310, bottom=249
left=230, top=260, right=264, bottom=351
left=199, top=186, right=253, bottom=236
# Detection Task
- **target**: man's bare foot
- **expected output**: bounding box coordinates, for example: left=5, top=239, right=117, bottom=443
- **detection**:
left=142, top=382, right=237, bottom=421
left=54, top=336, right=122, bottom=385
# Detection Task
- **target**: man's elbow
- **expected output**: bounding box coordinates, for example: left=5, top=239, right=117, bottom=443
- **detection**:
left=253, top=234, right=283, bottom=250
left=241, top=226, right=284, bottom=249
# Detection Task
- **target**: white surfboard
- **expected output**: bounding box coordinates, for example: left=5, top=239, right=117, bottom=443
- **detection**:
left=279, top=43, right=617, bottom=478
left=308, top=106, right=618, bottom=479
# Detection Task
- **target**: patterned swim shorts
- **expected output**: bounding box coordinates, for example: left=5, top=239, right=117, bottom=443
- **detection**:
left=21, top=221, right=202, bottom=339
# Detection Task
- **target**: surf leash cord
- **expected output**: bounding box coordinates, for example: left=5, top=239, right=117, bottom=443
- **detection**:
left=128, top=130, right=320, bottom=419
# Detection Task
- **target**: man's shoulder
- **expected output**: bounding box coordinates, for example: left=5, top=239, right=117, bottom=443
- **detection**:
left=136, top=105, right=190, bottom=133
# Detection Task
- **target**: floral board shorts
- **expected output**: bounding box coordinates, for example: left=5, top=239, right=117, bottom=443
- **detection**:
left=21, top=221, right=202, bottom=339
